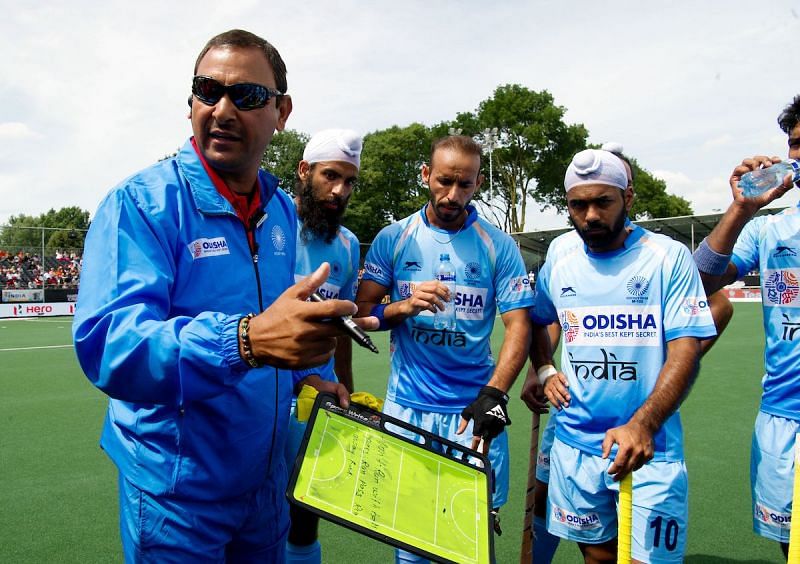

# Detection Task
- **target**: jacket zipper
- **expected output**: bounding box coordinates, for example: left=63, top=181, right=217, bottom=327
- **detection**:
left=245, top=212, right=279, bottom=473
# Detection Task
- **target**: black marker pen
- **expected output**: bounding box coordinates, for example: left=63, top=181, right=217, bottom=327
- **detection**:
left=309, top=292, right=379, bottom=354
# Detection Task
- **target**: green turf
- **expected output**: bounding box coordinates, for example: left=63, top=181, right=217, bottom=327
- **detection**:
left=0, top=307, right=788, bottom=563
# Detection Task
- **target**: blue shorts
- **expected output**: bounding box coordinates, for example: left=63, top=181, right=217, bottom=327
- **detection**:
left=548, top=438, right=688, bottom=563
left=535, top=409, right=557, bottom=484
left=118, top=464, right=289, bottom=563
left=751, top=410, right=798, bottom=542
left=382, top=398, right=510, bottom=508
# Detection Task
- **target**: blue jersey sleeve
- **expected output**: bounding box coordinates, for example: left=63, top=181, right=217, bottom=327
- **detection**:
left=731, top=215, right=766, bottom=279
left=362, top=224, right=399, bottom=288
left=531, top=260, right=558, bottom=325
left=662, top=244, right=717, bottom=342
left=493, top=234, right=535, bottom=313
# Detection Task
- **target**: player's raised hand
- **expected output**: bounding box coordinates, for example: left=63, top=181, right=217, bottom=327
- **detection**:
left=730, top=155, right=793, bottom=211
left=601, top=420, right=654, bottom=481
left=246, top=262, right=374, bottom=369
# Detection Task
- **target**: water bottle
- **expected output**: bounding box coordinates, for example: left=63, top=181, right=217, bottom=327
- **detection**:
left=739, top=160, right=800, bottom=198
left=433, top=253, right=457, bottom=330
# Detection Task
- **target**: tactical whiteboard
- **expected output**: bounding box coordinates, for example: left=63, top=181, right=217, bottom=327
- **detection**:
left=287, top=393, right=495, bottom=564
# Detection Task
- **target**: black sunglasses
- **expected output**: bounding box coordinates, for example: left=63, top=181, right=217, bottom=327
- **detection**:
left=191, top=75, right=283, bottom=111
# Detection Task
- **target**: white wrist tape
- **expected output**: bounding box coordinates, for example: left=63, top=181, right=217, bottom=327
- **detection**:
left=537, top=364, right=558, bottom=386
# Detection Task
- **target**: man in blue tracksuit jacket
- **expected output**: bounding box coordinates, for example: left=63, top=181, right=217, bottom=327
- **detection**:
left=72, top=29, right=366, bottom=563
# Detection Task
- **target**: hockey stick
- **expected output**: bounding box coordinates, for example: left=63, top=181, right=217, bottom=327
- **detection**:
left=520, top=411, right=541, bottom=563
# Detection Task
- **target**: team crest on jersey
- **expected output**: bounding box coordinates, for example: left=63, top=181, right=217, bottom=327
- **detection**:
left=271, top=225, right=286, bottom=254
left=188, top=237, right=230, bottom=260
left=560, top=310, right=580, bottom=343
left=626, top=276, right=650, bottom=303
left=465, top=262, right=481, bottom=280
left=765, top=270, right=800, bottom=305
left=754, top=502, right=791, bottom=529
left=552, top=505, right=601, bottom=530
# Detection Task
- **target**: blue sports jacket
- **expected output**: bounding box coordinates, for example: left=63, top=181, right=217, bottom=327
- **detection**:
left=73, top=139, right=297, bottom=501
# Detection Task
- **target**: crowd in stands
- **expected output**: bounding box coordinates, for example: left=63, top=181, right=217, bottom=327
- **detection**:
left=0, top=249, right=82, bottom=289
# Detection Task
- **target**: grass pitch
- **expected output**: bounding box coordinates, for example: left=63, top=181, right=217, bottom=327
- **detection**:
left=0, top=305, right=787, bottom=562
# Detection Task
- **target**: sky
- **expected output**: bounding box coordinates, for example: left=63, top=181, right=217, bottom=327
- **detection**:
left=2, top=0, right=799, bottom=230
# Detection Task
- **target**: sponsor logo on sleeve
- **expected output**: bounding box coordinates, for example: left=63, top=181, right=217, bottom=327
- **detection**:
left=509, top=275, right=531, bottom=294
left=363, top=262, right=384, bottom=278
left=536, top=450, right=550, bottom=470
left=754, top=502, right=791, bottom=529
left=680, top=297, right=710, bottom=317
left=552, top=505, right=602, bottom=530
left=188, top=237, right=230, bottom=260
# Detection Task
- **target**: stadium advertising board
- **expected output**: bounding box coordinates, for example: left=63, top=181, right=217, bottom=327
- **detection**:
left=0, top=302, right=76, bottom=318
left=2, top=289, right=44, bottom=303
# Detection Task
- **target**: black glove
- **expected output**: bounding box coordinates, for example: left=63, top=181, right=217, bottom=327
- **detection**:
left=461, top=386, right=511, bottom=440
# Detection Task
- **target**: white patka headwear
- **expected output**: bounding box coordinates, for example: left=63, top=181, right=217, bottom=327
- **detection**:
left=564, top=149, right=628, bottom=192
left=303, top=129, right=363, bottom=169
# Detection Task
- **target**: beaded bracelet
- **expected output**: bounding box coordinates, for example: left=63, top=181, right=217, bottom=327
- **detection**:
left=239, top=313, right=261, bottom=368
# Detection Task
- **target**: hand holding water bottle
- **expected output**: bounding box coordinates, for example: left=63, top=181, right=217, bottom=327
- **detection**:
left=732, top=155, right=797, bottom=205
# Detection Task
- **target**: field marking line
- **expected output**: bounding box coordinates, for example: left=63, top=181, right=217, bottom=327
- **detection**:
left=393, top=448, right=404, bottom=529
left=449, top=487, right=478, bottom=543
left=309, top=424, right=347, bottom=483
left=0, top=344, right=72, bottom=352
left=434, top=460, right=441, bottom=544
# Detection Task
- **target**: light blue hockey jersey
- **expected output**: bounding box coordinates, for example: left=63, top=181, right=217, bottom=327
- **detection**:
left=732, top=206, right=800, bottom=421
left=362, top=204, right=534, bottom=412
left=531, top=225, right=716, bottom=461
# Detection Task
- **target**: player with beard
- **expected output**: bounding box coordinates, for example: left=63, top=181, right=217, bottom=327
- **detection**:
left=525, top=149, right=716, bottom=563
left=520, top=143, right=736, bottom=563
left=356, top=135, right=534, bottom=563
left=285, top=128, right=362, bottom=564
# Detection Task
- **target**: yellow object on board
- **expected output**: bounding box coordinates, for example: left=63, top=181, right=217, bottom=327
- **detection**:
left=295, top=385, right=384, bottom=423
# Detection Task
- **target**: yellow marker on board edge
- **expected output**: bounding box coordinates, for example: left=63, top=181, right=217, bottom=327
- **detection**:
left=788, top=433, right=800, bottom=564
left=618, top=472, right=633, bottom=564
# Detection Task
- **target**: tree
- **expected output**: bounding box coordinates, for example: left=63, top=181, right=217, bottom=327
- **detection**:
left=0, top=206, right=90, bottom=254
left=261, top=129, right=309, bottom=195
left=450, top=84, right=589, bottom=232
left=626, top=158, right=693, bottom=219
left=344, top=123, right=434, bottom=243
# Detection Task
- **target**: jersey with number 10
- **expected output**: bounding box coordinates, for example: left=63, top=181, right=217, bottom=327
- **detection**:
left=532, top=225, right=716, bottom=461
left=362, top=204, right=534, bottom=412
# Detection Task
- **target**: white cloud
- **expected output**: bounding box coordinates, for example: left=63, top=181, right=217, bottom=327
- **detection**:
left=0, top=122, right=40, bottom=140
left=0, top=0, right=798, bottom=227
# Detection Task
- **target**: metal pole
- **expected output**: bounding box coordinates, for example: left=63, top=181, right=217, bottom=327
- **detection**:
left=41, top=228, right=45, bottom=302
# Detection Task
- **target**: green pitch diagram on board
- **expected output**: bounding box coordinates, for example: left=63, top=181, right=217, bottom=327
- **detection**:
left=289, top=396, right=493, bottom=564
